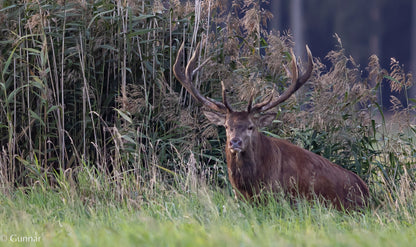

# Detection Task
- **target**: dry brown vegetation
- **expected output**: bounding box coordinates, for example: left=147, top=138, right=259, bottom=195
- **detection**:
left=0, top=0, right=414, bottom=211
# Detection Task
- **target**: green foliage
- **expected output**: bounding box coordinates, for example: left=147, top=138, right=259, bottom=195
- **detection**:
left=1, top=1, right=415, bottom=246
left=1, top=178, right=416, bottom=246
left=0, top=0, right=415, bottom=214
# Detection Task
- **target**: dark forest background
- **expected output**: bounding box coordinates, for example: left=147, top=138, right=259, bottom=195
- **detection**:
left=259, top=0, right=415, bottom=108
left=0, top=2, right=415, bottom=242
left=0, top=0, right=414, bottom=197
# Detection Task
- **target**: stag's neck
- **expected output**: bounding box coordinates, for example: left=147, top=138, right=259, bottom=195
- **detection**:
left=226, top=132, right=273, bottom=195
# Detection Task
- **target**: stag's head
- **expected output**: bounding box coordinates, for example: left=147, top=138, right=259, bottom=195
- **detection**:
left=202, top=102, right=277, bottom=154
left=173, top=41, right=313, bottom=154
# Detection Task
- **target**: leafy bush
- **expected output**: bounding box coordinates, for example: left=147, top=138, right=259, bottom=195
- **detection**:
left=0, top=0, right=415, bottom=211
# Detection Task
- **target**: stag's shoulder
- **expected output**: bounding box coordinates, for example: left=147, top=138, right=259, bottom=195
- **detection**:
left=265, top=135, right=337, bottom=168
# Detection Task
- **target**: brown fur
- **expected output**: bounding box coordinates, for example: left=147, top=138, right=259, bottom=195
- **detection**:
left=173, top=41, right=369, bottom=210
left=212, top=111, right=369, bottom=210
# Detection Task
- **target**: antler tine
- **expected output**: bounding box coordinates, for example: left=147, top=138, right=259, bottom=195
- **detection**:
left=173, top=41, right=228, bottom=113
left=251, top=45, right=313, bottom=113
left=221, top=81, right=233, bottom=112
left=247, top=88, right=261, bottom=112
left=246, top=92, right=254, bottom=112
left=299, top=45, right=313, bottom=83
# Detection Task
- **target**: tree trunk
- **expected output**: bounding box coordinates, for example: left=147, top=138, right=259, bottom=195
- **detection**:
left=410, top=0, right=416, bottom=99
left=369, top=0, right=381, bottom=57
left=290, top=0, right=306, bottom=106
left=291, top=0, right=305, bottom=58
left=270, top=0, right=281, bottom=31
left=369, top=0, right=381, bottom=89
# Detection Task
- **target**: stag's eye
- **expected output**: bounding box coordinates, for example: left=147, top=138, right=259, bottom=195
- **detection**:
left=248, top=126, right=254, bottom=131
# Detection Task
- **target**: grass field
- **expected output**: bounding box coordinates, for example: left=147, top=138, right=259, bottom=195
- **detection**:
left=1, top=177, right=415, bottom=247
left=1, top=1, right=415, bottom=246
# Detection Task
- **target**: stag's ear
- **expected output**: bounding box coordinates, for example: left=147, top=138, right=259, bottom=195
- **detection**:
left=255, top=113, right=276, bottom=128
left=203, top=111, right=226, bottom=126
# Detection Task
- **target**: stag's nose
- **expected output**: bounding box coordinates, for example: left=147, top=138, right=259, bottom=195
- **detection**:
left=229, top=137, right=243, bottom=153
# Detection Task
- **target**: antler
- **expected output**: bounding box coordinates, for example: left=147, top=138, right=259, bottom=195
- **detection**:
left=173, top=41, right=232, bottom=113
left=250, top=45, right=313, bottom=113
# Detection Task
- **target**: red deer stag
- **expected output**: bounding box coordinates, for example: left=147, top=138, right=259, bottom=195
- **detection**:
left=173, top=41, right=369, bottom=210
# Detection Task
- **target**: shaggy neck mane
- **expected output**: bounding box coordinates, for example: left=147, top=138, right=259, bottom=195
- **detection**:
left=226, top=132, right=277, bottom=198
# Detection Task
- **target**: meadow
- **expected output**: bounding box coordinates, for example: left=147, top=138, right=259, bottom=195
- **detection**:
left=1, top=175, right=416, bottom=247
left=0, top=0, right=415, bottom=246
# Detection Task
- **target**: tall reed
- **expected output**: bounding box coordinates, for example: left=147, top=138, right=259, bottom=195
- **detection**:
left=0, top=0, right=414, bottom=212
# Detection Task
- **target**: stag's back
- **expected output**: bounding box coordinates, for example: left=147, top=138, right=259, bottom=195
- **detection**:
left=173, top=40, right=368, bottom=210
left=258, top=135, right=369, bottom=210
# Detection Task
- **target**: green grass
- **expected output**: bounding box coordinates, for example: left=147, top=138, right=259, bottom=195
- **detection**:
left=1, top=180, right=415, bottom=247
left=0, top=1, right=415, bottom=246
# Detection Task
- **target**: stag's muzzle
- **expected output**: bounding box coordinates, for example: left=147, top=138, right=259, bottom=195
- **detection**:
left=229, top=137, right=243, bottom=153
